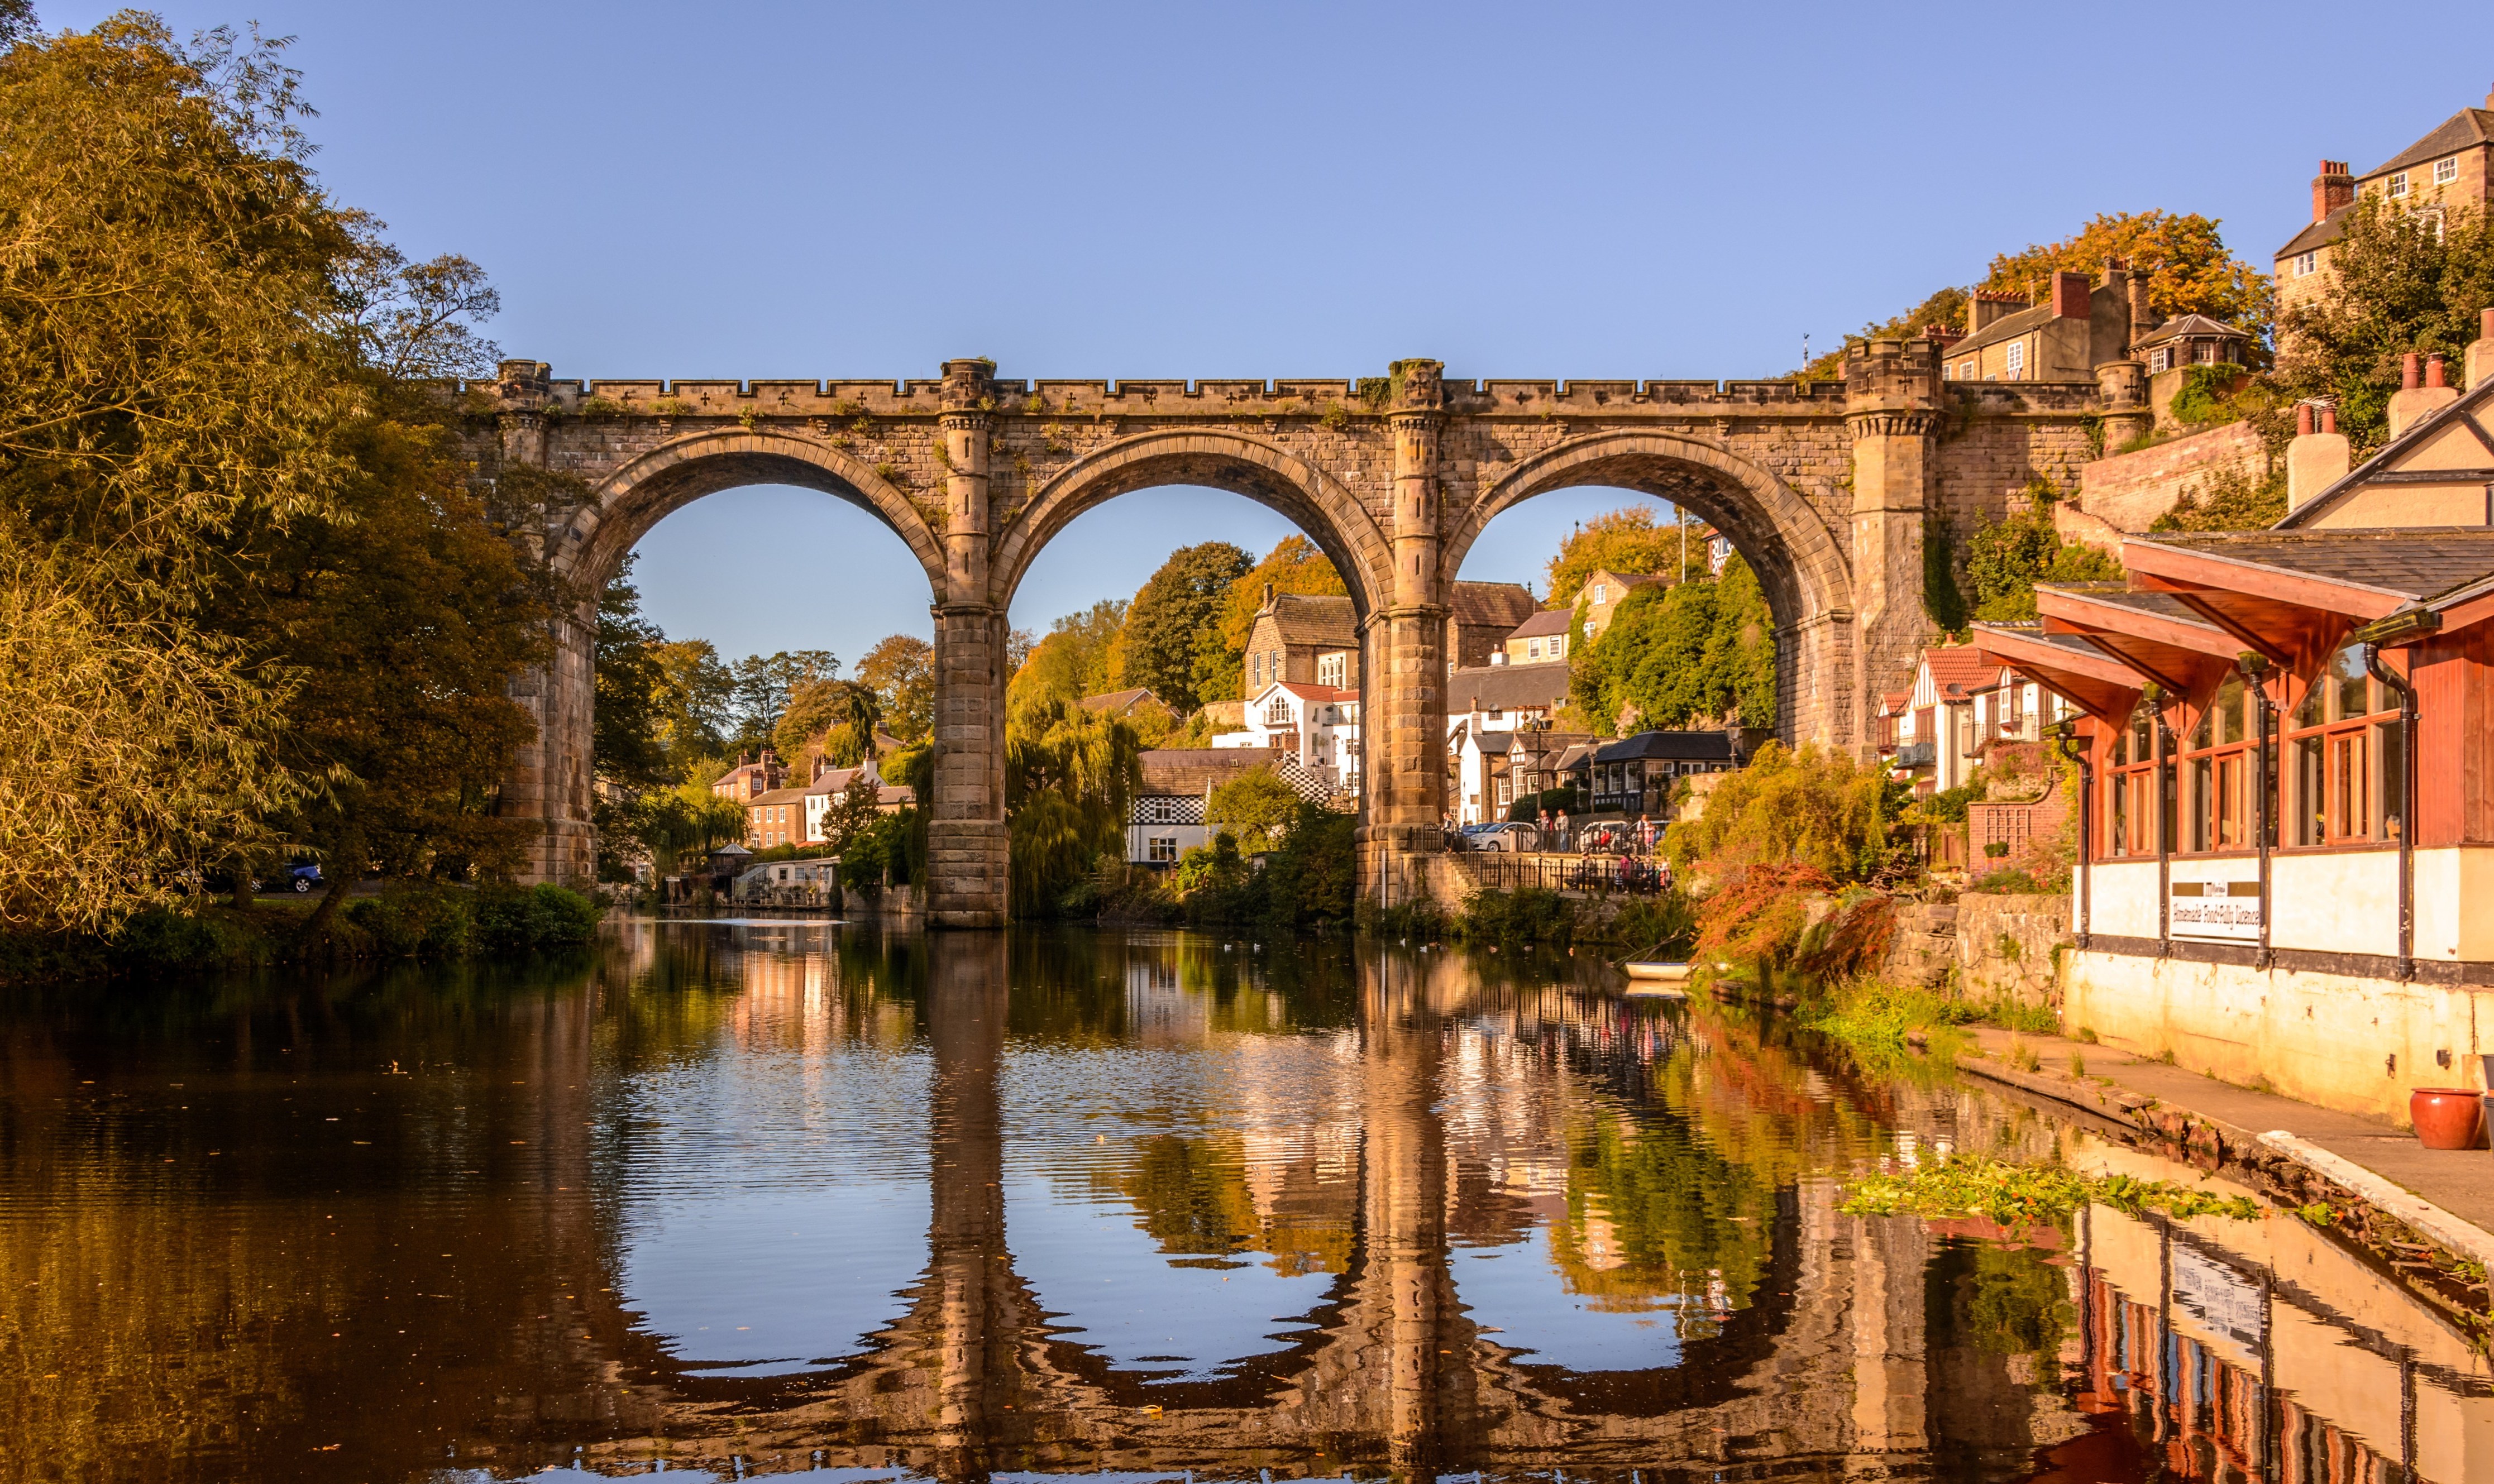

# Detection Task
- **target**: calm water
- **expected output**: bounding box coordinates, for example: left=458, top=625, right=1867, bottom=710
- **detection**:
left=2, top=923, right=2487, bottom=1482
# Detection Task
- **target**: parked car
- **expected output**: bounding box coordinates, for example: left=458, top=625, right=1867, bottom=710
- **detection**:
left=1465, top=822, right=1540, bottom=853
left=281, top=863, right=323, bottom=893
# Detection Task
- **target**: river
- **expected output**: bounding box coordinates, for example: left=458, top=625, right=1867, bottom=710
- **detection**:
left=1, top=921, right=2486, bottom=1482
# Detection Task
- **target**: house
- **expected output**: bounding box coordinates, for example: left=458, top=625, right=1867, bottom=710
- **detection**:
left=1585, top=731, right=1743, bottom=820
left=1239, top=590, right=1359, bottom=700
left=1499, top=609, right=1574, bottom=666
left=2130, top=314, right=2254, bottom=376
left=1939, top=266, right=2142, bottom=384
left=799, top=759, right=914, bottom=843
left=1225, top=681, right=1361, bottom=795
left=711, top=749, right=786, bottom=802
left=1875, top=690, right=1912, bottom=758
left=1445, top=660, right=1575, bottom=824
left=1124, top=748, right=1271, bottom=865
left=1500, top=731, right=1600, bottom=818
left=1446, top=581, right=1539, bottom=668
left=1079, top=688, right=1180, bottom=728
left=734, top=856, right=838, bottom=904
left=744, top=785, right=810, bottom=848
left=1578, top=567, right=1662, bottom=643
left=2277, top=92, right=2494, bottom=319
left=1903, top=644, right=2010, bottom=794
left=1960, top=308, right=2494, bottom=1123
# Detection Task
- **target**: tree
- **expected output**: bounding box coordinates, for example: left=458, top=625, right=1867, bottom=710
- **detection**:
left=649, top=639, right=735, bottom=761
left=728, top=649, right=835, bottom=753
left=1005, top=697, right=1143, bottom=916
left=1570, top=553, right=1776, bottom=731
left=1207, top=767, right=1302, bottom=853
left=1544, top=505, right=1703, bottom=605
left=1958, top=486, right=2125, bottom=622
left=856, top=633, right=934, bottom=742
left=1791, top=287, right=1970, bottom=381
left=593, top=556, right=672, bottom=792
left=331, top=215, right=501, bottom=380
left=1120, top=541, right=1251, bottom=713
left=1662, top=741, right=1911, bottom=884
left=816, top=769, right=884, bottom=857
left=2276, top=195, right=2494, bottom=452
left=0, top=2, right=35, bottom=49
left=1008, top=600, right=1126, bottom=725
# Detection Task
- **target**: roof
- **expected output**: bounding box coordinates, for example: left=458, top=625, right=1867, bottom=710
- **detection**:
left=1254, top=680, right=1350, bottom=705
left=2276, top=202, right=2352, bottom=260
left=1448, top=660, right=1573, bottom=712
left=710, top=842, right=752, bottom=858
left=1880, top=690, right=1910, bottom=714
left=1449, top=580, right=1538, bottom=629
left=1505, top=609, right=1574, bottom=640
left=2278, top=374, right=2494, bottom=528
left=2131, top=314, right=2251, bottom=351
left=802, top=764, right=878, bottom=797
left=2138, top=529, right=2494, bottom=602
left=1503, top=730, right=1598, bottom=757
left=748, top=786, right=811, bottom=807
left=1585, top=568, right=1662, bottom=598
left=1593, top=730, right=1740, bottom=764
left=2366, top=107, right=2494, bottom=181
left=1948, top=299, right=2058, bottom=358
left=1136, top=748, right=1270, bottom=794
left=1079, top=687, right=1173, bottom=716
left=1258, top=592, right=1358, bottom=649
left=1920, top=645, right=2004, bottom=700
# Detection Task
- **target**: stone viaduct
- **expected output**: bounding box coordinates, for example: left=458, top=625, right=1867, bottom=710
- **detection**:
left=469, top=344, right=2103, bottom=922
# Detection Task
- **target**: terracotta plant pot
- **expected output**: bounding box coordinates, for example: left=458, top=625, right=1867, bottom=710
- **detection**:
left=2410, top=1088, right=2488, bottom=1150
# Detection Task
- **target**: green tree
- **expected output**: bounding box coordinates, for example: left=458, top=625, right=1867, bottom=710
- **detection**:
left=1121, top=540, right=1251, bottom=713
left=856, top=633, right=933, bottom=743
left=1958, top=486, right=2125, bottom=622
left=649, top=639, right=735, bottom=761
left=1662, top=741, right=1910, bottom=883
left=1005, top=697, right=1143, bottom=916
left=1543, top=505, right=1704, bottom=606
left=1570, top=553, right=1776, bottom=731
left=1008, top=600, right=1126, bottom=724
left=816, top=768, right=885, bottom=857
left=2276, top=195, right=2494, bottom=452
left=1207, top=767, right=1302, bottom=853
left=728, top=649, right=835, bottom=753
left=593, top=555, right=672, bottom=792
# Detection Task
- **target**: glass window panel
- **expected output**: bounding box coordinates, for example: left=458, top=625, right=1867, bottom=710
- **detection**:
left=2294, top=674, right=2323, bottom=728
left=2294, top=735, right=2324, bottom=845
left=2264, top=741, right=2280, bottom=848
left=2333, top=645, right=2368, bottom=721
left=2377, top=719, right=2405, bottom=841
left=2216, top=675, right=2247, bottom=745
left=2190, top=756, right=2214, bottom=851
left=2110, top=772, right=2129, bottom=856
left=2331, top=731, right=2367, bottom=839
left=2129, top=707, right=2153, bottom=765
left=2217, top=755, right=2244, bottom=848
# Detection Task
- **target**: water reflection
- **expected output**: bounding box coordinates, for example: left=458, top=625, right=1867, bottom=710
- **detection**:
left=0, top=924, right=2487, bottom=1481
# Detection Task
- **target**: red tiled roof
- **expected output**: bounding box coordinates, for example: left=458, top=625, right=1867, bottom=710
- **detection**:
left=1921, top=645, right=2001, bottom=699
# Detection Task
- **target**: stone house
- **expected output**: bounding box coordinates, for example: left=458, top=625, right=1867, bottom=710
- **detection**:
left=2131, top=314, right=2254, bottom=377
left=1446, top=661, right=1575, bottom=824
left=1939, top=268, right=2140, bottom=384
left=1577, top=567, right=1662, bottom=643
left=1239, top=591, right=1359, bottom=700
left=1446, top=581, right=1538, bottom=668
left=1499, top=608, right=1574, bottom=665
left=744, top=784, right=809, bottom=849
left=711, top=749, right=786, bottom=802
left=1078, top=687, right=1179, bottom=727
left=2276, top=92, right=2494, bottom=319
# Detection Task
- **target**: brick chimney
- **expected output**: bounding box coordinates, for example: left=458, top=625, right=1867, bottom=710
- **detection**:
left=2311, top=161, right=2353, bottom=224
left=2051, top=271, right=2091, bottom=319
left=1968, top=290, right=2027, bottom=334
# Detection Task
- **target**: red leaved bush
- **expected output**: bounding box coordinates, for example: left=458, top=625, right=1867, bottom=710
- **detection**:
left=1692, top=864, right=1833, bottom=963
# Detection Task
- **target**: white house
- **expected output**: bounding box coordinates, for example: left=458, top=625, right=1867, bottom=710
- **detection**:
left=1898, top=643, right=2071, bottom=794
left=1125, top=749, right=1275, bottom=865
left=1219, top=681, right=1362, bottom=796
left=1445, top=660, right=1574, bottom=824
left=801, top=759, right=915, bottom=842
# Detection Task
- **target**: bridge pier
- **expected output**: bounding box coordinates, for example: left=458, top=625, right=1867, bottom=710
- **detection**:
left=927, top=362, right=1011, bottom=928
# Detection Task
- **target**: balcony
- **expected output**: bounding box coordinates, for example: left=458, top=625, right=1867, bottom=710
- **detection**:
left=1895, top=740, right=1937, bottom=768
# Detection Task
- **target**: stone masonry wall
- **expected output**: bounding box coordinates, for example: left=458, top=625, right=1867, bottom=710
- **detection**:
left=2072, top=419, right=2264, bottom=533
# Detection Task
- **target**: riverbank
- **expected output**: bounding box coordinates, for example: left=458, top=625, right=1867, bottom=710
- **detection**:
left=1943, top=1020, right=2494, bottom=1339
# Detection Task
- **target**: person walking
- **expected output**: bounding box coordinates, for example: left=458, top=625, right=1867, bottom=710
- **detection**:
left=1554, top=809, right=1571, bottom=852
left=1636, top=812, right=1654, bottom=856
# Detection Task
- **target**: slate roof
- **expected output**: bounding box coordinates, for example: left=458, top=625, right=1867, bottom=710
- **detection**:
left=1263, top=593, right=1358, bottom=649
left=1449, top=580, right=1538, bottom=629
left=1948, top=299, right=2058, bottom=358
left=1503, top=730, right=1598, bottom=759
left=1079, top=687, right=1172, bottom=716
left=2131, top=314, right=2251, bottom=352
left=2040, top=584, right=2231, bottom=629
left=1921, top=645, right=2004, bottom=700
left=2139, top=530, right=2494, bottom=602
left=1137, top=748, right=1269, bottom=794
left=2276, top=203, right=2353, bottom=260
left=1592, top=731, right=1740, bottom=764
left=2367, top=108, right=2494, bottom=181
left=1504, top=609, right=1574, bottom=639
left=1448, top=660, right=1573, bottom=712
left=748, top=786, right=811, bottom=808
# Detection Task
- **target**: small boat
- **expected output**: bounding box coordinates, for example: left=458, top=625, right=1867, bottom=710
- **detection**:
left=1622, top=960, right=1693, bottom=983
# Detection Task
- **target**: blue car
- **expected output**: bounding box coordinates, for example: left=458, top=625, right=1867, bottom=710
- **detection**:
left=279, top=863, right=323, bottom=894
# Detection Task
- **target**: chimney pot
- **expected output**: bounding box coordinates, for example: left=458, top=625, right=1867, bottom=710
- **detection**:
left=2427, top=353, right=2448, bottom=390
left=2482, top=308, right=2494, bottom=342
left=2322, top=405, right=2338, bottom=435
left=2403, top=352, right=2423, bottom=391
left=2297, top=403, right=2316, bottom=437
left=2311, top=161, right=2355, bottom=224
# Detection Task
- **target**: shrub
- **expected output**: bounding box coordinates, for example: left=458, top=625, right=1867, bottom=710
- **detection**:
left=1459, top=887, right=1575, bottom=945
left=1968, top=867, right=2051, bottom=895
left=111, top=906, right=270, bottom=971
left=1664, top=741, right=1911, bottom=884
left=1692, top=862, right=1831, bottom=963
left=345, top=883, right=474, bottom=957
left=472, top=883, right=599, bottom=954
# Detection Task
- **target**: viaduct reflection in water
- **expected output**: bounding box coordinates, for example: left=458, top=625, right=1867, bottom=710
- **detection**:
left=2, top=925, right=2490, bottom=1482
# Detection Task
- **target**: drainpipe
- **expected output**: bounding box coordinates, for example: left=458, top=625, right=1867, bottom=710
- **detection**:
left=2147, top=684, right=2175, bottom=957
left=2362, top=636, right=2422, bottom=983
left=2240, top=653, right=2278, bottom=971
left=2053, top=716, right=2092, bottom=950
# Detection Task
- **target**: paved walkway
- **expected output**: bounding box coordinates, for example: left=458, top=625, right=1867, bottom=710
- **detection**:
left=1955, top=1024, right=2494, bottom=1241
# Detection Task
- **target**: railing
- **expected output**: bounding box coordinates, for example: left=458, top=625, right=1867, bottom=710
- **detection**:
left=1455, top=851, right=1671, bottom=896
left=1895, top=740, right=1937, bottom=768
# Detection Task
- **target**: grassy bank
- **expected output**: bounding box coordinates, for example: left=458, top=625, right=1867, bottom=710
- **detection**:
left=4, top=882, right=602, bottom=983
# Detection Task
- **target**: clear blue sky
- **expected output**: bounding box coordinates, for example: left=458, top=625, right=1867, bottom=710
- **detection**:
left=50, top=2, right=2494, bottom=668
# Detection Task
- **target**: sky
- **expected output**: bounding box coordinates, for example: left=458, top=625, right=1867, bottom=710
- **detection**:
left=49, top=2, right=2494, bottom=668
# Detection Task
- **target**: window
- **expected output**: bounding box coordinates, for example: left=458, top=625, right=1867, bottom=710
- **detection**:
left=1959, top=360, right=1976, bottom=380
left=2436, top=156, right=2459, bottom=186
left=1527, top=639, right=1542, bottom=660
left=1550, top=635, right=1565, bottom=659
left=2004, top=341, right=2025, bottom=378
left=1251, top=652, right=1263, bottom=687
left=2105, top=703, right=2161, bottom=857
left=1144, top=797, right=1176, bottom=824
left=2388, top=171, right=2409, bottom=199
left=2147, top=347, right=2171, bottom=372
left=1316, top=652, right=1346, bottom=687
left=2180, top=674, right=2267, bottom=853
left=2294, top=251, right=2318, bottom=278
left=1590, top=583, right=1607, bottom=604
left=1266, top=696, right=1292, bottom=724
left=2286, top=643, right=2404, bottom=846
left=1148, top=835, right=1179, bottom=864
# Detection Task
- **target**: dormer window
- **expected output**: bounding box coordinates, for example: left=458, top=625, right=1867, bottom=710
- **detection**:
left=2436, top=156, right=2459, bottom=186
left=2388, top=171, right=2409, bottom=199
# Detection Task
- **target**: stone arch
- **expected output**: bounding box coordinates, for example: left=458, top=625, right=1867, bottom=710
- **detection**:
left=990, top=430, right=1392, bottom=618
left=1444, top=430, right=1855, bottom=744
left=564, top=427, right=947, bottom=596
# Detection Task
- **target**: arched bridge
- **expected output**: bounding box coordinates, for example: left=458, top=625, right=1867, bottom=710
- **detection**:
left=472, top=347, right=2103, bottom=922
